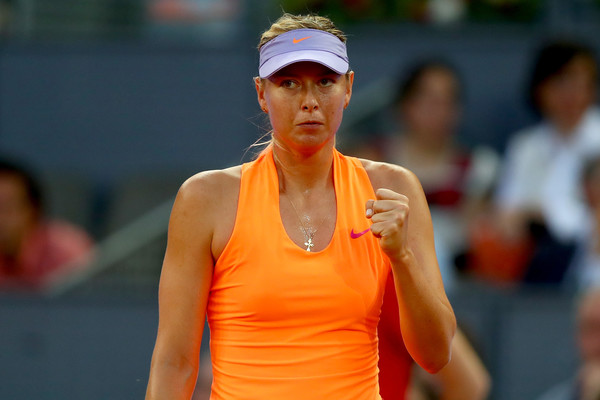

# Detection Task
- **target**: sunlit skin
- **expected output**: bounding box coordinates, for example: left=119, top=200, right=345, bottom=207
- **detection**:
left=255, top=62, right=353, bottom=157
left=537, top=55, right=597, bottom=135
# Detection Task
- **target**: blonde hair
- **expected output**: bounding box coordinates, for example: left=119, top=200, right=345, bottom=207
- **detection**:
left=258, top=13, right=346, bottom=50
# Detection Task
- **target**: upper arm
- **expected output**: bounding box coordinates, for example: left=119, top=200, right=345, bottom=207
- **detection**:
left=153, top=173, right=219, bottom=370
left=400, top=168, right=445, bottom=292
left=363, top=159, right=446, bottom=293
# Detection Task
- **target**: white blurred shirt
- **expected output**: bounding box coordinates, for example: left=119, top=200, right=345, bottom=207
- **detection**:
left=496, top=106, right=600, bottom=242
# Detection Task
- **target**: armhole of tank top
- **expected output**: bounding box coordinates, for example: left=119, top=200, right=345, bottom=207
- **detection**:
left=352, top=156, right=392, bottom=272
left=213, top=164, right=246, bottom=266
left=351, top=156, right=378, bottom=199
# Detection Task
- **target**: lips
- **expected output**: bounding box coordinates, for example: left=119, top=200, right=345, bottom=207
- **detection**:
left=297, top=120, right=324, bottom=126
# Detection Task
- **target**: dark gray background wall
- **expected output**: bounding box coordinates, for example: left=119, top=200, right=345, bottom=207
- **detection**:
left=0, top=286, right=579, bottom=400
left=3, top=27, right=595, bottom=185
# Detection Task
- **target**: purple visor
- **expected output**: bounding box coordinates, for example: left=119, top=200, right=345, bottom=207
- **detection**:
left=258, top=28, right=349, bottom=79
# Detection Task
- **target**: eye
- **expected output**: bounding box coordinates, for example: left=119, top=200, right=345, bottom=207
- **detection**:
left=281, top=79, right=299, bottom=89
left=318, top=77, right=335, bottom=87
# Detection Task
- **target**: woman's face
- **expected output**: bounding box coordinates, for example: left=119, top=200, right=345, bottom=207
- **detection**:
left=400, top=68, right=461, bottom=144
left=537, top=56, right=596, bottom=132
left=255, top=61, right=353, bottom=153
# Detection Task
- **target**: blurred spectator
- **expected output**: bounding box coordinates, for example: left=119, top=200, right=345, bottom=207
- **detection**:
left=357, top=60, right=499, bottom=290
left=536, top=287, right=600, bottom=400
left=147, top=0, right=241, bottom=42
left=277, top=0, right=544, bottom=24
left=489, top=39, right=600, bottom=285
left=565, top=154, right=600, bottom=290
left=0, top=0, right=13, bottom=36
left=0, top=158, right=94, bottom=291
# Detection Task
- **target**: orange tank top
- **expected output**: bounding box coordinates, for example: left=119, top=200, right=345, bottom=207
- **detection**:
left=207, top=148, right=391, bottom=399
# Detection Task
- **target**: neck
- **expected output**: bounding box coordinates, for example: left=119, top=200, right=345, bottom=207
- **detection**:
left=550, top=108, right=589, bottom=137
left=553, top=119, right=580, bottom=137
left=401, top=133, right=452, bottom=161
left=272, top=140, right=335, bottom=197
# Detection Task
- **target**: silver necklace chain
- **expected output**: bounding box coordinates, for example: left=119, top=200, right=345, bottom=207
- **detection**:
left=284, top=194, right=324, bottom=252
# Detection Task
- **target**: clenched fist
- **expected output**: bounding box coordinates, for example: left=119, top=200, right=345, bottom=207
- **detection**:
left=366, top=188, right=411, bottom=262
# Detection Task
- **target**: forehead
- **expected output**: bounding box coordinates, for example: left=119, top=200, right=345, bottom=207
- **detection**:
left=553, top=55, right=596, bottom=78
left=417, top=68, right=458, bottom=90
left=0, top=173, right=28, bottom=199
left=271, top=61, right=340, bottom=77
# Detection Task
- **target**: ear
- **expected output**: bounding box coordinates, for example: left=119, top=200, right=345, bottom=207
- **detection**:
left=343, top=71, right=354, bottom=110
left=254, top=76, right=268, bottom=113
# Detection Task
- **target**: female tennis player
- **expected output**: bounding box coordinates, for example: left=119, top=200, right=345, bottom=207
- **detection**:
left=146, top=13, right=455, bottom=400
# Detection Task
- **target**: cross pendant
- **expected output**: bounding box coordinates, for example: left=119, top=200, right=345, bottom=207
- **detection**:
left=304, top=237, right=314, bottom=252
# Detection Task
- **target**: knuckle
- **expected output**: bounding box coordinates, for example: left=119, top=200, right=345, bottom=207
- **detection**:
left=371, top=214, right=383, bottom=223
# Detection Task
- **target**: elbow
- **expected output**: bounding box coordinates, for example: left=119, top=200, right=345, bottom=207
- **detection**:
left=408, top=306, right=457, bottom=374
left=431, top=324, right=457, bottom=373
left=419, top=330, right=456, bottom=374
left=420, top=351, right=452, bottom=374
left=146, top=354, right=199, bottom=398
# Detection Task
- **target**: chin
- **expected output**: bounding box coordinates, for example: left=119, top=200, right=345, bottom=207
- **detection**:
left=294, top=138, right=332, bottom=155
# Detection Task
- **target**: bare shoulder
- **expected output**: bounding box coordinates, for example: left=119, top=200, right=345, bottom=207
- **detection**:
left=171, top=165, right=241, bottom=236
left=358, top=158, right=423, bottom=197
left=178, top=165, right=242, bottom=206
left=174, top=166, right=241, bottom=259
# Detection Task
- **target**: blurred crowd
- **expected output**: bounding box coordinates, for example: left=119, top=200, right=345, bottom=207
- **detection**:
left=349, top=39, right=600, bottom=297
left=345, top=37, right=600, bottom=400
left=2, top=0, right=599, bottom=41
left=0, top=158, right=94, bottom=292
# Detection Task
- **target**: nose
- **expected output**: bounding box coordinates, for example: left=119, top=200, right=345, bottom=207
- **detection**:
left=301, top=85, right=319, bottom=111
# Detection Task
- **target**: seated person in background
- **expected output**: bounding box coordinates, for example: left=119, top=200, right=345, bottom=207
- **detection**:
left=358, top=60, right=499, bottom=289
left=537, top=287, right=600, bottom=400
left=147, top=0, right=241, bottom=41
left=565, top=154, right=600, bottom=290
left=0, top=158, right=93, bottom=291
left=489, top=39, right=600, bottom=285
left=148, top=0, right=238, bottom=22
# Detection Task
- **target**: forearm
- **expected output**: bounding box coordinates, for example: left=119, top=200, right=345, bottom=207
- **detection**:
left=146, top=356, right=198, bottom=400
left=391, top=249, right=456, bottom=373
